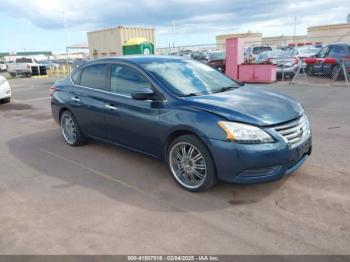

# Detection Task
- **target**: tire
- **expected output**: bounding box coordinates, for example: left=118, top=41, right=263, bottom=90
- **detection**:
left=306, top=65, right=315, bottom=76
left=9, top=73, right=16, bottom=78
left=167, top=134, right=217, bottom=192
left=60, top=110, right=86, bottom=146
left=2, top=97, right=11, bottom=104
left=331, top=65, right=342, bottom=81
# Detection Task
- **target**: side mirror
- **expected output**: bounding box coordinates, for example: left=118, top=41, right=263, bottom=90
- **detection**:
left=131, top=88, right=155, bottom=100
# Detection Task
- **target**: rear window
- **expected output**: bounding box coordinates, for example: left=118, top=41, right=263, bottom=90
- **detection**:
left=71, top=69, right=81, bottom=85
left=16, top=58, right=33, bottom=63
left=252, top=46, right=272, bottom=55
left=80, top=64, right=107, bottom=90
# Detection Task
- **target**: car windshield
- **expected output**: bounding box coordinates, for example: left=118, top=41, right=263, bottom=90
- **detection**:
left=297, top=47, right=320, bottom=54
left=252, top=46, right=272, bottom=54
left=143, top=59, right=240, bottom=96
left=208, top=52, right=225, bottom=61
left=264, top=51, right=291, bottom=59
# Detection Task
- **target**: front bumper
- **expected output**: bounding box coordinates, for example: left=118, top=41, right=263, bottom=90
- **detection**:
left=276, top=65, right=298, bottom=75
left=0, top=81, right=11, bottom=99
left=206, top=135, right=312, bottom=184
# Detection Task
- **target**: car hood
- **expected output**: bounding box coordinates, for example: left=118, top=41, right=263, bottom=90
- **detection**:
left=183, top=85, right=303, bottom=126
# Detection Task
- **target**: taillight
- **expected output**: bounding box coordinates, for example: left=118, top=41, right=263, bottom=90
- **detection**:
left=49, top=85, right=56, bottom=97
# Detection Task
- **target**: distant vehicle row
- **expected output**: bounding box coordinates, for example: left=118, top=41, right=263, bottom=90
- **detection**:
left=7, top=57, right=46, bottom=77
left=0, top=75, right=11, bottom=104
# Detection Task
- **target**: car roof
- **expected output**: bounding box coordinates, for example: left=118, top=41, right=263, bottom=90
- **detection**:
left=90, top=55, right=188, bottom=65
left=328, top=43, right=349, bottom=47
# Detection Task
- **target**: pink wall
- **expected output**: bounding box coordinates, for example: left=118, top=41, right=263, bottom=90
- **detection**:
left=225, top=37, right=277, bottom=83
left=238, top=64, right=277, bottom=83
left=225, top=38, right=244, bottom=79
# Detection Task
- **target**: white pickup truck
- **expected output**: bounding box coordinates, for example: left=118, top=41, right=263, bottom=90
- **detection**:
left=7, top=57, right=46, bottom=77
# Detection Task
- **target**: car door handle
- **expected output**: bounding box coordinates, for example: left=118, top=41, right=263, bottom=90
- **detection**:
left=105, top=104, right=118, bottom=111
left=71, top=96, right=80, bottom=102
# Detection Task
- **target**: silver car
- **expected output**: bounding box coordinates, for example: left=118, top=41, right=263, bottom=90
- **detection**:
left=244, top=46, right=272, bottom=63
left=255, top=50, right=299, bottom=78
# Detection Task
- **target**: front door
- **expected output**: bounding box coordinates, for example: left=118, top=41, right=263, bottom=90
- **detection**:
left=104, top=63, right=163, bottom=157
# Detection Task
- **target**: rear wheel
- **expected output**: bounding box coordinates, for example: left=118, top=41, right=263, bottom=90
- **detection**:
left=306, top=65, right=315, bottom=76
left=2, top=97, right=11, bottom=104
left=60, top=111, right=86, bottom=146
left=331, top=65, right=342, bottom=81
left=167, top=135, right=217, bottom=192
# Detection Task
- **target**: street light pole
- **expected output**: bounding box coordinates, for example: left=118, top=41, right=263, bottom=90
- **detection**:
left=62, top=8, right=70, bottom=67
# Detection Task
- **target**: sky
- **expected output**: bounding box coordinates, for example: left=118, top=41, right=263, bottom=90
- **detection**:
left=0, top=0, right=349, bottom=53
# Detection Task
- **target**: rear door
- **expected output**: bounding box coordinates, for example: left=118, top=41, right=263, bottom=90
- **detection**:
left=323, top=45, right=340, bottom=74
left=104, top=63, right=163, bottom=157
left=69, top=63, right=110, bottom=139
left=314, top=46, right=330, bottom=74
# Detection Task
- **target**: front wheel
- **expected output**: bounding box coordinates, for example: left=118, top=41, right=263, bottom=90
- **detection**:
left=306, top=65, right=315, bottom=76
left=167, top=135, right=217, bottom=192
left=331, top=65, right=342, bottom=81
left=60, top=111, right=86, bottom=146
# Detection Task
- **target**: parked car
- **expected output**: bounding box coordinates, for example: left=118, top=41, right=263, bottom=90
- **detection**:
left=289, top=47, right=321, bottom=59
left=255, top=50, right=299, bottom=78
left=0, top=60, right=7, bottom=72
left=191, top=51, right=207, bottom=61
left=205, top=51, right=225, bottom=72
left=180, top=50, right=192, bottom=57
left=42, top=61, right=60, bottom=70
left=7, top=57, right=46, bottom=77
left=306, top=43, right=350, bottom=80
left=0, top=75, right=11, bottom=103
left=244, top=46, right=273, bottom=63
left=51, top=56, right=312, bottom=192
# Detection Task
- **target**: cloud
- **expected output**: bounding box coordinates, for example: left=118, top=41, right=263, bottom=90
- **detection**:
left=1, top=0, right=349, bottom=37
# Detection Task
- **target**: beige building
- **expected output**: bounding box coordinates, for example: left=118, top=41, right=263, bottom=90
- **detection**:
left=216, top=32, right=262, bottom=49
left=308, top=23, right=350, bottom=45
left=88, top=26, right=155, bottom=58
left=262, top=35, right=308, bottom=46
left=216, top=23, right=350, bottom=48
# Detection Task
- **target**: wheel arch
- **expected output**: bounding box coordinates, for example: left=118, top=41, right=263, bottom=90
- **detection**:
left=58, top=107, right=70, bottom=123
left=163, top=127, right=216, bottom=169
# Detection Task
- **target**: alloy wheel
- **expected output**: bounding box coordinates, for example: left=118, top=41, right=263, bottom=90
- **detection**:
left=61, top=114, right=77, bottom=145
left=169, top=142, right=207, bottom=189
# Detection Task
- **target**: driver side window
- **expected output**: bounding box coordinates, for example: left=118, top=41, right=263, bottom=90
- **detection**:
left=110, top=64, right=152, bottom=96
left=318, top=47, right=329, bottom=58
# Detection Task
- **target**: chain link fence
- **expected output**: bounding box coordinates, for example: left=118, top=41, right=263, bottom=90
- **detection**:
left=156, top=38, right=350, bottom=88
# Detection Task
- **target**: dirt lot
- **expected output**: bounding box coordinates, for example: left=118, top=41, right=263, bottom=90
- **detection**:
left=0, top=75, right=349, bottom=254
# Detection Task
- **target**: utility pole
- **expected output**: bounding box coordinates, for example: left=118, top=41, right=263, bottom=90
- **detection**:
left=172, top=21, right=176, bottom=49
left=293, top=16, right=297, bottom=43
left=62, top=7, right=70, bottom=65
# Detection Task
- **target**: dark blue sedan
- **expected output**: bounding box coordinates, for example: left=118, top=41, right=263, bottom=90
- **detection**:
left=51, top=56, right=312, bottom=192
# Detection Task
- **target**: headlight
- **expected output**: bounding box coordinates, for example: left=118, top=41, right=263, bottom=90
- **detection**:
left=218, top=121, right=274, bottom=144
left=0, top=78, right=6, bottom=86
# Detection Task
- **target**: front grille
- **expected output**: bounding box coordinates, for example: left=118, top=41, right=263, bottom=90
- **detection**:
left=238, top=166, right=281, bottom=177
left=272, top=115, right=310, bottom=146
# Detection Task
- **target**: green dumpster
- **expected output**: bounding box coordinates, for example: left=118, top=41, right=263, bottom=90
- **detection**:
left=122, top=38, right=154, bottom=55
